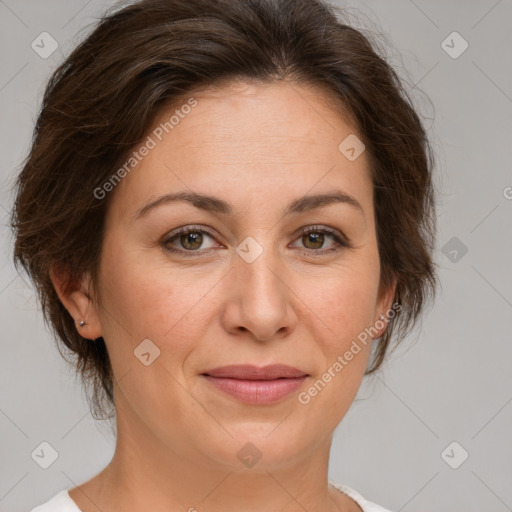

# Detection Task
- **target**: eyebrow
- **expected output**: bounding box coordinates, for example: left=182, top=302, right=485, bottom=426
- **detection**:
left=134, top=189, right=365, bottom=220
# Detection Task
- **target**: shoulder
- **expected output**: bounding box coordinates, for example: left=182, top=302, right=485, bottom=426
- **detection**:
left=30, top=490, right=81, bottom=512
left=329, top=481, right=395, bottom=512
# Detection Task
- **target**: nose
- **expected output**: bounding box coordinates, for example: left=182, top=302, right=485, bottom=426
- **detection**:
left=220, top=240, right=297, bottom=342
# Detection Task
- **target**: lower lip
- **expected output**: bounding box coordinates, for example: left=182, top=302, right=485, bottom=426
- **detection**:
left=202, top=375, right=307, bottom=404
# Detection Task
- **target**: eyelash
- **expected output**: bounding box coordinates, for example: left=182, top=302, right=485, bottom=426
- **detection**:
left=161, top=224, right=352, bottom=257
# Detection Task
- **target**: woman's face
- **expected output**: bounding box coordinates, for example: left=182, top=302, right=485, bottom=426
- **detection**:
left=83, top=80, right=394, bottom=471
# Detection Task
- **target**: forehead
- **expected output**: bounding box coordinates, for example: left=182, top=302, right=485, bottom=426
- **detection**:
left=109, top=79, right=373, bottom=220
left=160, top=78, right=362, bottom=156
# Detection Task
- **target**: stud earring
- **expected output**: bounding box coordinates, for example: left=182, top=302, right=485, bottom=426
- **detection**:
left=79, top=320, right=86, bottom=327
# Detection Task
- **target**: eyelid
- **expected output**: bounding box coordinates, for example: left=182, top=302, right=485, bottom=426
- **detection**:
left=161, top=224, right=352, bottom=256
left=289, top=225, right=352, bottom=253
left=162, top=224, right=224, bottom=251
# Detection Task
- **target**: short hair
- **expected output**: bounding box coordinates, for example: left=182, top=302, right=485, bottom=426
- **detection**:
left=11, top=0, right=438, bottom=420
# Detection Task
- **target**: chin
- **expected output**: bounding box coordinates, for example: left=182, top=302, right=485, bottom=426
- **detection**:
left=191, top=422, right=317, bottom=473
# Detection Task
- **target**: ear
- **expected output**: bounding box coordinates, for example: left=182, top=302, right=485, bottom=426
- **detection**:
left=49, top=262, right=103, bottom=340
left=373, top=276, right=398, bottom=339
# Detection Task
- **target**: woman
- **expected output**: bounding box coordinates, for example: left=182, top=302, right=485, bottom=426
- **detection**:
left=12, top=0, right=438, bottom=510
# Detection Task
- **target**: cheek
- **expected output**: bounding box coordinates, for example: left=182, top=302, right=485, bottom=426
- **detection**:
left=95, top=243, right=210, bottom=419
left=296, top=271, right=378, bottom=424
left=300, top=261, right=381, bottom=344
left=96, top=239, right=217, bottom=361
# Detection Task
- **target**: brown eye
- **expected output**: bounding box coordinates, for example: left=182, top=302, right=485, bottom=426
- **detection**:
left=162, top=226, right=220, bottom=255
left=291, top=226, right=351, bottom=255
left=302, top=231, right=325, bottom=250
left=162, top=224, right=350, bottom=258
left=179, top=231, right=203, bottom=250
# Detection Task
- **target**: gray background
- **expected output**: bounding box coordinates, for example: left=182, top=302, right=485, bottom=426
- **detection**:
left=1, top=1, right=511, bottom=511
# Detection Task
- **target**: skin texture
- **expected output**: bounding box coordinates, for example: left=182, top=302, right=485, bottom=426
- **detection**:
left=51, top=79, right=396, bottom=512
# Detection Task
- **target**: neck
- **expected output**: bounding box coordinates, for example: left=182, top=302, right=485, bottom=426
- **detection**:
left=72, top=396, right=349, bottom=512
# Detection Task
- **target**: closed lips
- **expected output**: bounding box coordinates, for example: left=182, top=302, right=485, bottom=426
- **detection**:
left=202, top=364, right=308, bottom=380
left=201, top=365, right=309, bottom=404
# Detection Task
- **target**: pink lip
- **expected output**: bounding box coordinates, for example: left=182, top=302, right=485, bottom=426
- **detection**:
left=202, top=364, right=308, bottom=404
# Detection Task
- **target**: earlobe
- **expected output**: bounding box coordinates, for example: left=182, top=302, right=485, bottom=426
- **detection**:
left=49, top=262, right=103, bottom=340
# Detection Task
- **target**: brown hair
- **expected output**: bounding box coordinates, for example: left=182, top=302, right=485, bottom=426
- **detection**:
left=11, top=0, right=438, bottom=420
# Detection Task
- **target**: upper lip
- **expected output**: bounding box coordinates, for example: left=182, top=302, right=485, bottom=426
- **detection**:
left=202, top=364, right=308, bottom=380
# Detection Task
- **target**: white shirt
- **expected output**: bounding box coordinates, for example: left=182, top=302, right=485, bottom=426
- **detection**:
left=30, top=482, right=393, bottom=511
